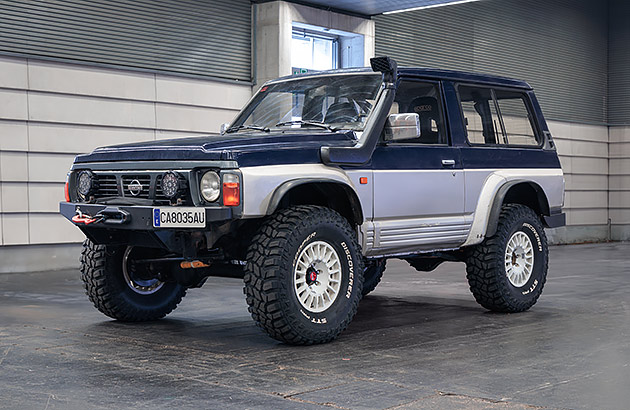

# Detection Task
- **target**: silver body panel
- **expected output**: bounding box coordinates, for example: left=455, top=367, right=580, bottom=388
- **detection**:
left=240, top=161, right=564, bottom=257
left=461, top=168, right=565, bottom=246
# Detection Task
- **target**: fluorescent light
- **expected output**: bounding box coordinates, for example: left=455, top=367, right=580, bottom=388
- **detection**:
left=382, top=0, right=483, bottom=14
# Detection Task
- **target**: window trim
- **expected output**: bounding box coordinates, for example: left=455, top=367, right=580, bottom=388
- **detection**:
left=455, top=83, right=543, bottom=149
left=382, top=77, right=451, bottom=146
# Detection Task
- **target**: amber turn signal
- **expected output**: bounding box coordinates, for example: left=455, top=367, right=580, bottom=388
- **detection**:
left=222, top=174, right=240, bottom=206
left=64, top=181, right=71, bottom=202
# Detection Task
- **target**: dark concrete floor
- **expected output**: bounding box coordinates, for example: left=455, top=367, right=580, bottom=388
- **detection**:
left=1, top=242, right=629, bottom=410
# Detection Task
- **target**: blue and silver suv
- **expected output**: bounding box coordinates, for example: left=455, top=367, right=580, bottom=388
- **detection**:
left=60, top=57, right=565, bottom=345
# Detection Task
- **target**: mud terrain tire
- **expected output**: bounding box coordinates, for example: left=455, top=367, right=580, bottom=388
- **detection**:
left=80, top=239, right=186, bottom=321
left=244, top=206, right=364, bottom=345
left=466, top=204, right=548, bottom=313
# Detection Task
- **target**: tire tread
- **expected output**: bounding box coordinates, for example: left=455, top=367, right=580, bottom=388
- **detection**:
left=243, top=206, right=363, bottom=345
left=80, top=239, right=186, bottom=321
left=465, top=204, right=548, bottom=313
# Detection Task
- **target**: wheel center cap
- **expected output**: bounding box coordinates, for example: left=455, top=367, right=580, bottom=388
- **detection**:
left=306, top=266, right=318, bottom=286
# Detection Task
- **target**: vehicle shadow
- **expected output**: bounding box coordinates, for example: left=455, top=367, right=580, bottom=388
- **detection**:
left=79, top=292, right=559, bottom=355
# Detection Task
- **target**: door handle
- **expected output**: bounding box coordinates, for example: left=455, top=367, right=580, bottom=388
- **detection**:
left=441, top=159, right=456, bottom=167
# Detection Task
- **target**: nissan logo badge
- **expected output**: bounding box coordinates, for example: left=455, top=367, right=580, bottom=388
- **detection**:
left=128, top=179, right=143, bottom=196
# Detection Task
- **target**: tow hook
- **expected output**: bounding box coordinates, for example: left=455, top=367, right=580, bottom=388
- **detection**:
left=72, top=207, right=103, bottom=225
left=71, top=207, right=130, bottom=225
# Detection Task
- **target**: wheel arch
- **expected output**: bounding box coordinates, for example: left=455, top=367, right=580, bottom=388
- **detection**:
left=266, top=179, right=364, bottom=226
left=486, top=181, right=551, bottom=237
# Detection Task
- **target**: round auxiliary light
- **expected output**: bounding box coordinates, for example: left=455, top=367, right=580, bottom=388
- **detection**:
left=160, top=171, right=181, bottom=199
left=200, top=171, right=220, bottom=202
left=77, top=170, right=95, bottom=198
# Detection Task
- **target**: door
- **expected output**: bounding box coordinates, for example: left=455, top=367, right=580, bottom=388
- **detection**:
left=369, top=79, right=468, bottom=256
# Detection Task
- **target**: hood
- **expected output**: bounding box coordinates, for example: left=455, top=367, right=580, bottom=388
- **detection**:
left=74, top=130, right=358, bottom=167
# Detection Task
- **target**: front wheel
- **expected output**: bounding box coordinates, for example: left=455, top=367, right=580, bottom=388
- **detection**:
left=244, top=206, right=364, bottom=345
left=465, top=204, right=548, bottom=313
left=80, top=239, right=187, bottom=321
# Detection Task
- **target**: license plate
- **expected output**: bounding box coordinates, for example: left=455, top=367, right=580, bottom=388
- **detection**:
left=153, top=208, right=206, bottom=228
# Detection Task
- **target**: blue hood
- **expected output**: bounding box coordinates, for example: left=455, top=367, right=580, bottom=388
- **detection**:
left=74, top=130, right=358, bottom=167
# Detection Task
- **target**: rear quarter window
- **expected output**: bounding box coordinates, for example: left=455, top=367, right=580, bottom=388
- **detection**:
left=458, top=85, right=540, bottom=147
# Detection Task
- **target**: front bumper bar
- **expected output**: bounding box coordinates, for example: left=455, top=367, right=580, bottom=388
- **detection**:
left=60, top=202, right=234, bottom=230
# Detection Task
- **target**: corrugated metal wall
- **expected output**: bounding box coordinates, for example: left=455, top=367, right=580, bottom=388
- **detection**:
left=609, top=0, right=630, bottom=125
left=374, top=0, right=608, bottom=125
left=0, top=0, right=252, bottom=82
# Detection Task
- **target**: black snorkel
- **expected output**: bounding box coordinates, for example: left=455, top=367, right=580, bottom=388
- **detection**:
left=320, top=56, right=398, bottom=165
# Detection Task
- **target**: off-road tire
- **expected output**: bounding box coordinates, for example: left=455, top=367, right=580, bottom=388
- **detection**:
left=362, top=259, right=386, bottom=296
left=80, top=239, right=186, bottom=321
left=466, top=204, right=548, bottom=313
left=243, top=206, right=364, bottom=345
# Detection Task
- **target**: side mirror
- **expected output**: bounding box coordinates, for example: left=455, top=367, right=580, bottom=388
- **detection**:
left=220, top=123, right=230, bottom=135
left=384, top=113, right=420, bottom=141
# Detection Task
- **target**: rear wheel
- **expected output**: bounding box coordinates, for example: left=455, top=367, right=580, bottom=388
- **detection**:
left=244, top=206, right=364, bottom=345
left=80, top=239, right=186, bottom=321
left=465, top=204, right=548, bottom=313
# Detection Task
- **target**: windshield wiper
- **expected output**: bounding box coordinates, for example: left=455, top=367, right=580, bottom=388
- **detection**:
left=225, top=124, right=270, bottom=133
left=275, top=120, right=338, bottom=132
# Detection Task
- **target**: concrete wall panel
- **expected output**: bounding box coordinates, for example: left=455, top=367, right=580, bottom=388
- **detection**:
left=29, top=183, right=65, bottom=213
left=2, top=214, right=29, bottom=245
left=28, top=93, right=156, bottom=128
left=0, top=121, right=28, bottom=151
left=28, top=123, right=154, bottom=154
left=156, top=75, right=250, bottom=110
left=155, top=104, right=235, bottom=134
left=28, top=61, right=156, bottom=101
left=1, top=183, right=28, bottom=213
left=29, top=214, right=85, bottom=244
left=0, top=57, right=27, bottom=89
left=28, top=153, right=77, bottom=183
left=0, top=90, right=28, bottom=121
left=0, top=152, right=28, bottom=182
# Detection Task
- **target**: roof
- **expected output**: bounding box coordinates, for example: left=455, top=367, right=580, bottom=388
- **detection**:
left=267, top=66, right=533, bottom=90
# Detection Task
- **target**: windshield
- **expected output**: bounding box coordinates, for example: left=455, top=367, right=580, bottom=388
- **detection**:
left=229, top=74, right=383, bottom=133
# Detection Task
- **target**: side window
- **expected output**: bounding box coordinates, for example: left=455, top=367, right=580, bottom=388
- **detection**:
left=459, top=85, right=539, bottom=147
left=392, top=80, right=446, bottom=144
left=494, top=90, right=539, bottom=146
left=458, top=86, right=503, bottom=145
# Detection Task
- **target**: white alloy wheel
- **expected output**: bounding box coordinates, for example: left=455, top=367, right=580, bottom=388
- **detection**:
left=504, top=231, right=535, bottom=287
left=294, top=241, right=342, bottom=313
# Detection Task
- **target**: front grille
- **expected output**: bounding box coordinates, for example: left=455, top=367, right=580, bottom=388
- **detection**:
left=84, top=171, right=192, bottom=204
left=94, top=174, right=118, bottom=197
left=121, top=175, right=151, bottom=199
left=155, top=174, right=167, bottom=201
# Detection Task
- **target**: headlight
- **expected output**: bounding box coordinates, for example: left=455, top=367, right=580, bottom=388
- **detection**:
left=77, top=170, right=95, bottom=198
left=160, top=171, right=181, bottom=199
left=200, top=171, right=220, bottom=202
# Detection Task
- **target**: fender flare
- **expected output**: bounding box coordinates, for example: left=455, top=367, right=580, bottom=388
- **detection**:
left=265, top=178, right=364, bottom=224
left=485, top=180, right=550, bottom=237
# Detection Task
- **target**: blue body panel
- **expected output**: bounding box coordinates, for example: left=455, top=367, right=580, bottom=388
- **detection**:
left=74, top=131, right=354, bottom=166
left=73, top=68, right=559, bottom=171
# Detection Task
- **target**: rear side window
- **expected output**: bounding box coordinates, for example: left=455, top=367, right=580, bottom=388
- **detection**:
left=458, top=85, right=539, bottom=147
left=494, top=89, right=538, bottom=146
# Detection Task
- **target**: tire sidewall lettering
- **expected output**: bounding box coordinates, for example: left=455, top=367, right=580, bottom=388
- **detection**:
left=289, top=225, right=359, bottom=327
left=505, top=219, right=546, bottom=298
